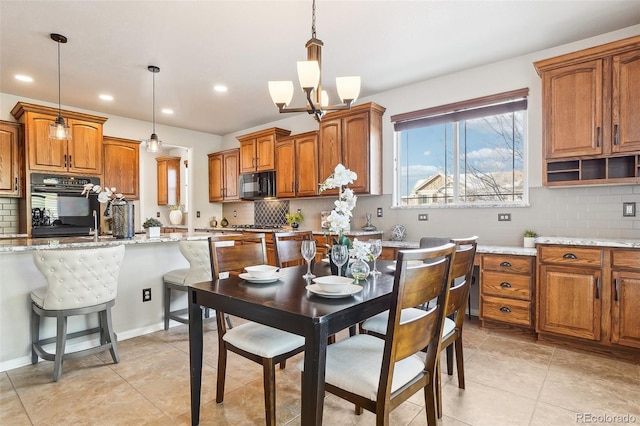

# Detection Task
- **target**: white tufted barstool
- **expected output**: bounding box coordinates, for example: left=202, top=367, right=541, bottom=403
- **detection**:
left=30, top=244, right=125, bottom=381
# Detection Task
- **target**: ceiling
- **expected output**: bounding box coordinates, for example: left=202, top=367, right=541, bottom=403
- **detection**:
left=1, top=1, right=639, bottom=136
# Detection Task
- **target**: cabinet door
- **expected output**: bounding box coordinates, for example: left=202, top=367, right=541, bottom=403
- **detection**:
left=208, top=153, right=224, bottom=202
left=295, top=135, right=318, bottom=197
left=318, top=118, right=341, bottom=196
left=103, top=137, right=139, bottom=199
left=275, top=140, right=295, bottom=198
left=67, top=119, right=102, bottom=174
left=239, top=139, right=256, bottom=173
left=256, top=135, right=275, bottom=171
left=26, top=112, right=67, bottom=172
left=342, top=111, right=370, bottom=193
left=156, top=157, right=180, bottom=205
left=223, top=150, right=240, bottom=200
left=538, top=265, right=602, bottom=341
left=0, top=121, right=21, bottom=196
left=612, top=50, right=640, bottom=153
left=611, top=270, right=640, bottom=349
left=543, top=60, right=603, bottom=159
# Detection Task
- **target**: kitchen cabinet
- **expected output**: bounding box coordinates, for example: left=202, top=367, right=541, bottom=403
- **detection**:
left=480, top=254, right=535, bottom=328
left=318, top=102, right=385, bottom=195
left=208, top=149, right=239, bottom=202
left=103, top=136, right=140, bottom=199
left=156, top=156, right=180, bottom=206
left=610, top=250, right=640, bottom=349
left=237, top=127, right=291, bottom=174
left=10, top=102, right=106, bottom=175
left=534, top=35, right=640, bottom=186
left=275, top=131, right=318, bottom=198
left=0, top=120, right=23, bottom=197
left=312, top=232, right=383, bottom=263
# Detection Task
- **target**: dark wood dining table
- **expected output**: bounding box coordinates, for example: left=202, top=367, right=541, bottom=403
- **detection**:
left=188, top=260, right=396, bottom=425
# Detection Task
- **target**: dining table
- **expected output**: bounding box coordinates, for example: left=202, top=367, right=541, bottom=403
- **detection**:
left=188, top=259, right=397, bottom=425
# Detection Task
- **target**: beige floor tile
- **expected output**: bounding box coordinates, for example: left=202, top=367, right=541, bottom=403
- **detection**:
left=408, top=409, right=472, bottom=426
left=0, top=373, right=31, bottom=425
left=529, top=401, right=580, bottom=426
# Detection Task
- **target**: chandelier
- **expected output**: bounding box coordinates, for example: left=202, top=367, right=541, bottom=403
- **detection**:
left=142, top=65, right=163, bottom=153
left=49, top=33, right=71, bottom=140
left=268, top=0, right=361, bottom=122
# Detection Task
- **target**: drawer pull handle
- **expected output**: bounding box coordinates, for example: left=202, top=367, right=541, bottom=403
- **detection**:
left=500, top=282, right=512, bottom=288
left=499, top=306, right=511, bottom=313
left=499, top=261, right=511, bottom=267
left=563, top=253, right=577, bottom=259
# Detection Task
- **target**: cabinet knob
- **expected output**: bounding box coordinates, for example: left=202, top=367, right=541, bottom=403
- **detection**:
left=500, top=282, right=512, bottom=288
left=499, top=261, right=511, bottom=267
left=562, top=253, right=577, bottom=259
left=499, top=306, right=512, bottom=313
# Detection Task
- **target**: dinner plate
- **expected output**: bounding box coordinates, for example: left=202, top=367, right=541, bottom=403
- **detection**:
left=385, top=260, right=424, bottom=272
left=306, top=283, right=363, bottom=298
left=238, top=271, right=285, bottom=283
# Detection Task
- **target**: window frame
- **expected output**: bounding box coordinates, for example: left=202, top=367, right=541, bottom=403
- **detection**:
left=392, top=89, right=530, bottom=208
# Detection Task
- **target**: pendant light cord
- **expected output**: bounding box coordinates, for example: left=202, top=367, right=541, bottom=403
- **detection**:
left=152, top=70, right=156, bottom=134
left=57, top=40, right=62, bottom=117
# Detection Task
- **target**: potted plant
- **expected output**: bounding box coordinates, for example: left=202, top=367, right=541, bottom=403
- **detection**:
left=143, top=218, right=163, bottom=238
left=523, top=230, right=538, bottom=248
left=285, top=211, right=304, bottom=229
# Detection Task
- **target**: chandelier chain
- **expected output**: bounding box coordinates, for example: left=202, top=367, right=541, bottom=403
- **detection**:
left=311, top=0, right=316, bottom=39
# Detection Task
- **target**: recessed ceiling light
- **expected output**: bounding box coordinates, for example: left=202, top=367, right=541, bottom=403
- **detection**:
left=213, top=85, right=228, bottom=93
left=161, top=108, right=174, bottom=115
left=99, top=94, right=114, bottom=101
left=15, top=74, right=33, bottom=82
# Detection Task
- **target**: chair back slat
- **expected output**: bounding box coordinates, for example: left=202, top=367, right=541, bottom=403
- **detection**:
left=274, top=231, right=313, bottom=268
left=209, top=233, right=267, bottom=279
left=445, top=237, right=478, bottom=319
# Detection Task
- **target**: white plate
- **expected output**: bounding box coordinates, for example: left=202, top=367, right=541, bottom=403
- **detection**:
left=386, top=260, right=424, bottom=272
left=238, top=271, right=285, bottom=283
left=306, top=283, right=362, bottom=298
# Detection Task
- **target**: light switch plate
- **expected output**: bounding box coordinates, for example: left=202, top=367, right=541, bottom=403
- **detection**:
left=623, top=202, right=636, bottom=217
left=418, top=214, right=428, bottom=221
left=498, top=213, right=511, bottom=221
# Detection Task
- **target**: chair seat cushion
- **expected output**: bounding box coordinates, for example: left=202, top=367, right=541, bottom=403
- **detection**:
left=298, top=334, right=425, bottom=400
left=442, top=317, right=456, bottom=340
left=362, top=310, right=457, bottom=340
left=30, top=286, right=47, bottom=308
left=163, top=268, right=190, bottom=285
left=223, top=322, right=304, bottom=358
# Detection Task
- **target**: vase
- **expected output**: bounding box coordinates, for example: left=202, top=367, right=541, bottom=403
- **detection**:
left=329, top=245, right=349, bottom=277
left=111, top=201, right=134, bottom=239
left=291, top=222, right=299, bottom=229
left=350, top=258, right=370, bottom=282
left=146, top=226, right=161, bottom=238
left=169, top=209, right=183, bottom=225
left=523, top=237, right=536, bottom=248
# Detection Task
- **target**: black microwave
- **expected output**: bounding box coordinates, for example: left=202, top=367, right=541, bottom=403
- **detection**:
left=239, top=171, right=276, bottom=200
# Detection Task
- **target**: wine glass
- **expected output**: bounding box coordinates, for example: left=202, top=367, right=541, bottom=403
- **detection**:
left=301, top=240, right=316, bottom=279
left=331, top=245, right=349, bottom=277
left=370, top=239, right=382, bottom=276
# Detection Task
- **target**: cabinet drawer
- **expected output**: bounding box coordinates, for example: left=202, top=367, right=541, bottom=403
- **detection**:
left=482, top=255, right=532, bottom=274
left=611, top=250, right=640, bottom=270
left=539, top=246, right=602, bottom=267
left=482, top=272, right=531, bottom=300
left=482, top=296, right=532, bottom=326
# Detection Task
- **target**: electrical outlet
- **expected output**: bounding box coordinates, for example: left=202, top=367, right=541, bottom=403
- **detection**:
left=142, top=288, right=151, bottom=302
left=156, top=211, right=160, bottom=218
left=623, top=202, right=636, bottom=217
left=196, top=211, right=200, bottom=218
left=418, top=214, right=428, bottom=221
left=377, top=207, right=383, bottom=218
left=233, top=210, right=237, bottom=217
left=498, top=213, right=511, bottom=221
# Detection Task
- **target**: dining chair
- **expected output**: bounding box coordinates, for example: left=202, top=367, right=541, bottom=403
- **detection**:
left=209, top=233, right=305, bottom=426
left=300, top=244, right=455, bottom=426
left=30, top=245, right=125, bottom=381
left=273, top=230, right=313, bottom=268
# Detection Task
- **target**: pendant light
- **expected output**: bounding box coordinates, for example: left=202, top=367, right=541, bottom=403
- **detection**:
left=143, top=65, right=163, bottom=152
left=49, top=33, right=72, bottom=140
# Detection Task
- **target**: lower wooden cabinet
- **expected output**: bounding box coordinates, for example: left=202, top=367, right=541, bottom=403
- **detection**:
left=313, top=233, right=384, bottom=263
left=610, top=250, right=640, bottom=349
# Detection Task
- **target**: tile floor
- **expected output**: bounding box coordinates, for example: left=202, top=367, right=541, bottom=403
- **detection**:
left=1, top=318, right=639, bottom=426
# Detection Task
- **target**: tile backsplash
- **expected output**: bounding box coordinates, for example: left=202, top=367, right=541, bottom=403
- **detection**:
left=0, top=198, right=19, bottom=234
left=254, top=200, right=289, bottom=226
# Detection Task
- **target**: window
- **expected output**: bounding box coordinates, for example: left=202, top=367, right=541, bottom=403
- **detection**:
left=393, top=88, right=528, bottom=207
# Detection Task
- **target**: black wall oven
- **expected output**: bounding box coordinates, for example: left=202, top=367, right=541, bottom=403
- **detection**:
left=30, top=173, right=101, bottom=238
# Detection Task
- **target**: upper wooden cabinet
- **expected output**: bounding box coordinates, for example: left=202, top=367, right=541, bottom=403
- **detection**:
left=103, top=136, right=140, bottom=200
left=0, top=120, right=23, bottom=197
left=275, top=131, right=318, bottom=198
left=318, top=102, right=385, bottom=195
left=208, top=149, right=239, bottom=202
left=237, top=127, right=291, bottom=174
left=11, top=102, right=106, bottom=175
left=534, top=36, right=640, bottom=186
left=156, top=156, right=181, bottom=206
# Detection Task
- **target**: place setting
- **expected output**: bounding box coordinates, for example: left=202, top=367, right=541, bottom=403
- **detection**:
left=239, top=264, right=285, bottom=283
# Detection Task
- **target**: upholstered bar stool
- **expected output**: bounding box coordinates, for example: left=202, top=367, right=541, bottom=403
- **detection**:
left=30, top=245, right=125, bottom=381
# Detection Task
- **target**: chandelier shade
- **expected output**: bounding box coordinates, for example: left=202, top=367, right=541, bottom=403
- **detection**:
left=142, top=65, right=163, bottom=153
left=268, top=0, right=361, bottom=122
left=49, top=33, right=71, bottom=140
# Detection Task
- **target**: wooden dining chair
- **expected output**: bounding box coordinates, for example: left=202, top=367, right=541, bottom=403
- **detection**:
left=208, top=233, right=305, bottom=426
left=301, top=244, right=455, bottom=426
left=273, top=231, right=314, bottom=268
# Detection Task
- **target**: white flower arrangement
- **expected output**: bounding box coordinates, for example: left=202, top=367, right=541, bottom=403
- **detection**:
left=349, top=238, right=372, bottom=261
left=81, top=184, right=125, bottom=216
left=319, top=164, right=358, bottom=246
